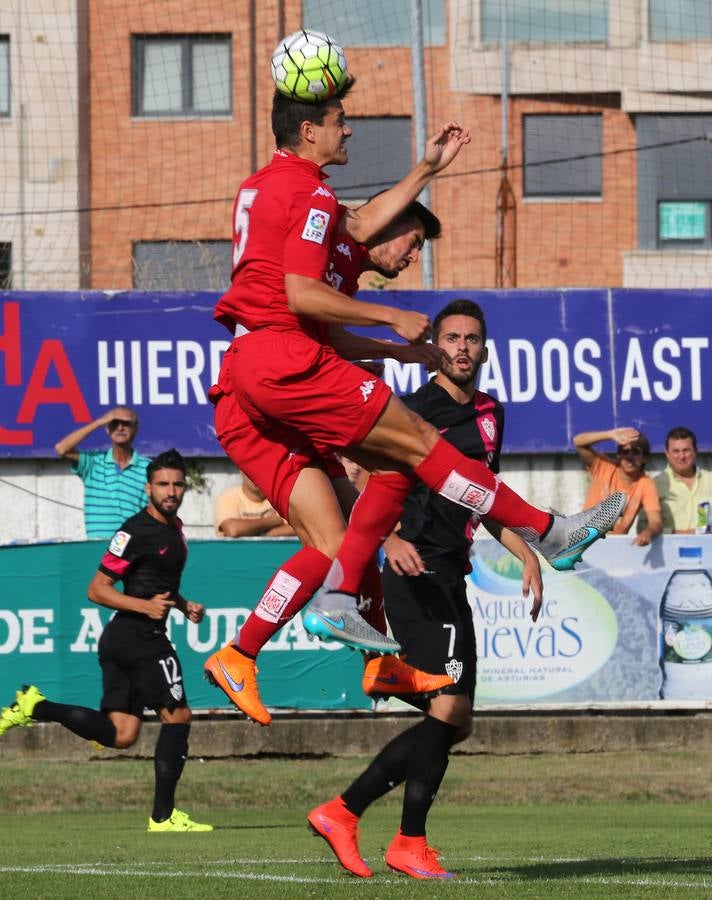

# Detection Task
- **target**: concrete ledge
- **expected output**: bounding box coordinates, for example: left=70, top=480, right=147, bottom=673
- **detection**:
left=3, top=712, right=712, bottom=761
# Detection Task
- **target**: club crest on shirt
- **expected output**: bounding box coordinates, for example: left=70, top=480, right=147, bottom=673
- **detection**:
left=445, top=659, right=463, bottom=683
left=336, top=241, right=352, bottom=259
left=108, top=530, right=131, bottom=557
left=301, top=208, right=331, bottom=244
left=170, top=682, right=184, bottom=701
left=480, top=415, right=497, bottom=444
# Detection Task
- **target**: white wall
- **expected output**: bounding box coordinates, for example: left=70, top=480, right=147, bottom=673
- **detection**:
left=2, top=451, right=696, bottom=545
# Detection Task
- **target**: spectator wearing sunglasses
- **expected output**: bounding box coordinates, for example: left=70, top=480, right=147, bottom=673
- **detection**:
left=573, top=427, right=662, bottom=546
left=55, top=406, right=150, bottom=538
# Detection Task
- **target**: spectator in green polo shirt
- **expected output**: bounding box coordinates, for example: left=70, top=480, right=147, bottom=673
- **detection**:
left=652, top=426, right=712, bottom=534
left=55, top=407, right=151, bottom=538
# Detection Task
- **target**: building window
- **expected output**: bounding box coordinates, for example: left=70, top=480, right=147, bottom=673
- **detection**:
left=0, top=243, right=11, bottom=288
left=636, top=115, right=712, bottom=250
left=482, top=0, right=608, bottom=44
left=133, top=241, right=231, bottom=290
left=523, top=114, right=603, bottom=198
left=303, top=0, right=445, bottom=46
left=132, top=35, right=231, bottom=117
left=649, top=0, right=712, bottom=42
left=325, top=117, right=412, bottom=201
left=0, top=37, right=9, bottom=117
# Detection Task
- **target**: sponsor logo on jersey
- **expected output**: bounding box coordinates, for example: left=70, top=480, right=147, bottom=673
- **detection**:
left=275, top=149, right=289, bottom=158
left=445, top=659, right=463, bottom=683
left=301, top=208, right=331, bottom=244
left=480, top=415, right=496, bottom=443
left=336, top=241, right=352, bottom=259
left=360, top=379, right=376, bottom=402
left=108, top=530, right=131, bottom=557
left=312, top=185, right=334, bottom=200
left=170, top=682, right=184, bottom=701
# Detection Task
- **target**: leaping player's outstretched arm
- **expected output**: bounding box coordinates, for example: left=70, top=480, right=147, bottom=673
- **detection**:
left=342, top=122, right=470, bottom=245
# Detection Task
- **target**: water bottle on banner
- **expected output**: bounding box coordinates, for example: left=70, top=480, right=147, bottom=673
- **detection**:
left=659, top=545, right=712, bottom=700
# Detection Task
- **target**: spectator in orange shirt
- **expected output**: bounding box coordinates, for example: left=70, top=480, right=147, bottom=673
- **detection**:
left=573, top=427, right=662, bottom=546
left=214, top=475, right=295, bottom=538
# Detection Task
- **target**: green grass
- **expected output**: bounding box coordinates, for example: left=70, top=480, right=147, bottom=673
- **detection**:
left=1, top=754, right=711, bottom=898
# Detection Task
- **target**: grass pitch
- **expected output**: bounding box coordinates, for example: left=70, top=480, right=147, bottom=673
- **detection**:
left=1, top=752, right=711, bottom=898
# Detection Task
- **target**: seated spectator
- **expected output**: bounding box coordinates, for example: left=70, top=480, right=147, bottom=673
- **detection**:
left=55, top=406, right=149, bottom=538
left=214, top=474, right=295, bottom=538
left=573, top=427, right=662, bottom=546
left=653, top=426, right=712, bottom=533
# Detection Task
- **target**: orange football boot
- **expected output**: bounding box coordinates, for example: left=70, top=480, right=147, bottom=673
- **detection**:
left=307, top=797, right=373, bottom=878
left=385, top=830, right=454, bottom=879
left=204, top=644, right=271, bottom=726
left=362, top=655, right=454, bottom=699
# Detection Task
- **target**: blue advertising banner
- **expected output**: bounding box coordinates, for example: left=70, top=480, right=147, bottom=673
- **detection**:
left=1, top=289, right=710, bottom=456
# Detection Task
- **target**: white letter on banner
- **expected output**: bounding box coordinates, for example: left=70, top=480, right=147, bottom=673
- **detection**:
left=70, top=608, right=105, bottom=652
left=384, top=360, right=423, bottom=394
left=541, top=338, right=569, bottom=402
left=130, top=340, right=143, bottom=404
left=620, top=338, right=651, bottom=401
left=478, top=341, right=508, bottom=400
left=652, top=337, right=681, bottom=401
left=682, top=337, right=708, bottom=400
left=509, top=339, right=536, bottom=402
left=573, top=338, right=602, bottom=401
left=185, top=609, right=248, bottom=652
left=18, top=610, right=54, bottom=652
left=210, top=340, right=230, bottom=385
left=0, top=611, right=20, bottom=653
left=176, top=341, right=207, bottom=404
left=147, top=341, right=175, bottom=404
left=97, top=341, right=126, bottom=405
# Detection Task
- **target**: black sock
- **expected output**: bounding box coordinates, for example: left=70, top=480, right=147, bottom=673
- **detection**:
left=152, top=723, right=190, bottom=822
left=341, top=721, right=424, bottom=817
left=32, top=700, right=117, bottom=747
left=400, top=715, right=459, bottom=837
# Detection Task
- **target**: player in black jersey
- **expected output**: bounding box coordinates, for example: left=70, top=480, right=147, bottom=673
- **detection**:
left=0, top=449, right=212, bottom=833
left=308, top=300, right=544, bottom=879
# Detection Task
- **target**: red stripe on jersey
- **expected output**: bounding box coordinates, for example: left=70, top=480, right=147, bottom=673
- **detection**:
left=100, top=552, right=131, bottom=577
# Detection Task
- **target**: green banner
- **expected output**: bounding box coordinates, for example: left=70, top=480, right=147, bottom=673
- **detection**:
left=0, top=539, right=366, bottom=711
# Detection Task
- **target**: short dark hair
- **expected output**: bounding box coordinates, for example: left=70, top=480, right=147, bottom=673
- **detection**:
left=405, top=200, right=441, bottom=241
left=666, top=426, right=697, bottom=450
left=147, top=448, right=187, bottom=482
left=271, top=77, right=355, bottom=150
left=433, top=299, right=488, bottom=345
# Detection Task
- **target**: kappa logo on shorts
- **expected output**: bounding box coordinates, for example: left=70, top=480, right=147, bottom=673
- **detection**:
left=108, top=530, right=131, bottom=557
left=445, top=659, right=463, bottom=683
left=301, top=208, right=331, bottom=244
left=170, top=682, right=184, bottom=701
left=360, top=379, right=376, bottom=402
left=336, top=241, right=352, bottom=260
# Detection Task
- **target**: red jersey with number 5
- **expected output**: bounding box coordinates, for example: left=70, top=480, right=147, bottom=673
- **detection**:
left=215, top=150, right=341, bottom=341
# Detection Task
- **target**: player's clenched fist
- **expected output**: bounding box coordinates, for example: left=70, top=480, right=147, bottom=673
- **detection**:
left=392, top=310, right=431, bottom=344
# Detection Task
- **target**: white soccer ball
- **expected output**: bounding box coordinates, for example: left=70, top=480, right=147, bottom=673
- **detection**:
left=271, top=30, right=348, bottom=103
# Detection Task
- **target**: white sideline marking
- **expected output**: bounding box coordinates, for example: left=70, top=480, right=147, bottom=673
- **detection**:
left=0, top=864, right=709, bottom=889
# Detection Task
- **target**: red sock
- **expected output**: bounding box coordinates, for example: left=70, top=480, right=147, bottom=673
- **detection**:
left=358, top=559, right=387, bottom=634
left=414, top=437, right=551, bottom=534
left=326, top=472, right=414, bottom=596
left=235, top=546, right=331, bottom=657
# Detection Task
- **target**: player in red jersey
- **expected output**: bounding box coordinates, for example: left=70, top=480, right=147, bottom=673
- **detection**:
left=206, top=79, right=625, bottom=722
left=206, top=200, right=454, bottom=724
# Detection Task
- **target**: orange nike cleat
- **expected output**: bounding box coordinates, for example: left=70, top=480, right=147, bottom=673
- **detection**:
left=362, top=655, right=454, bottom=699
left=204, top=644, right=271, bottom=726
left=307, top=797, right=373, bottom=878
left=385, top=830, right=454, bottom=880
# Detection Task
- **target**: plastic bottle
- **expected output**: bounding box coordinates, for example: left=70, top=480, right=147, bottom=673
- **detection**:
left=659, top=545, right=712, bottom=700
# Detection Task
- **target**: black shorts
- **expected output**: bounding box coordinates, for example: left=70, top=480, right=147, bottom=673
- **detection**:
left=383, top=561, right=476, bottom=702
left=98, top=615, right=188, bottom=717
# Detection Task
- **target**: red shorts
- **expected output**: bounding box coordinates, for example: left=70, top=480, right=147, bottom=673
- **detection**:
left=220, top=329, right=392, bottom=453
left=213, top=388, right=345, bottom=519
